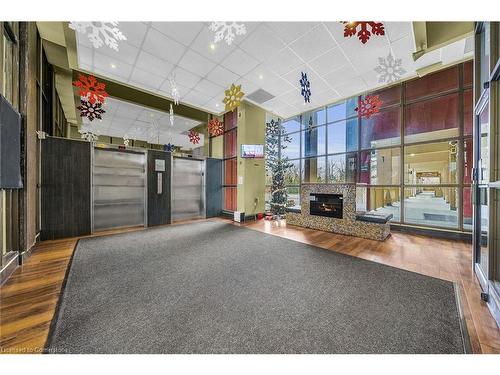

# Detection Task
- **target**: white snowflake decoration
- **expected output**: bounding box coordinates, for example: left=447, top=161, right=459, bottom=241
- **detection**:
left=69, top=22, right=127, bottom=51
left=123, top=135, right=130, bottom=146
left=79, top=125, right=99, bottom=143
left=169, top=104, right=174, bottom=127
left=209, top=22, right=246, bottom=46
left=168, top=74, right=180, bottom=105
left=374, top=53, right=406, bottom=83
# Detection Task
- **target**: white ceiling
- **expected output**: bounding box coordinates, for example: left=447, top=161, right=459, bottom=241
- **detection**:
left=76, top=22, right=473, bottom=119
left=81, top=97, right=204, bottom=149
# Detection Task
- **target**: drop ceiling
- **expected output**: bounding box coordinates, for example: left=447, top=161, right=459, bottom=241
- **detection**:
left=76, top=22, right=473, bottom=119
left=81, top=97, right=204, bottom=149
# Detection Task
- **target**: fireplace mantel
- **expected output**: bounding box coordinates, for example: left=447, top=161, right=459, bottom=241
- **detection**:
left=286, top=184, right=390, bottom=241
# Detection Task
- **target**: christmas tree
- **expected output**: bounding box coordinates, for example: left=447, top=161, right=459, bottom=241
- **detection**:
left=265, top=119, right=292, bottom=217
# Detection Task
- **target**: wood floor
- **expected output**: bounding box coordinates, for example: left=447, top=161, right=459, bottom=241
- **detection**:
left=1, top=218, right=499, bottom=354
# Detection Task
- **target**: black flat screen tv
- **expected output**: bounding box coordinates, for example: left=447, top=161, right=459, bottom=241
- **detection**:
left=241, top=144, right=264, bottom=158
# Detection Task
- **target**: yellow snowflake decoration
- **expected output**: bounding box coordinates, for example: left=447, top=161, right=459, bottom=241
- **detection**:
left=223, top=84, right=244, bottom=112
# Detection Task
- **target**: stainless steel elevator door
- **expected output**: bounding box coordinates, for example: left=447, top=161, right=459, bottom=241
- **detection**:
left=93, top=148, right=146, bottom=231
left=172, top=158, right=205, bottom=222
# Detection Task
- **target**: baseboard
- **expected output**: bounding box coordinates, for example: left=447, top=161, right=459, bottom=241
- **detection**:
left=0, top=252, right=19, bottom=285
left=390, top=224, right=472, bottom=241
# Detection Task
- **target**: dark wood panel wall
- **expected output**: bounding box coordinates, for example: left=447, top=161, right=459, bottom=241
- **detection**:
left=206, top=158, right=223, bottom=218
left=147, top=150, right=171, bottom=226
left=41, top=137, right=91, bottom=240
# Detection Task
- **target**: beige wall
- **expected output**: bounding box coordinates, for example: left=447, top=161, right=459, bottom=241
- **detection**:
left=236, top=102, right=266, bottom=215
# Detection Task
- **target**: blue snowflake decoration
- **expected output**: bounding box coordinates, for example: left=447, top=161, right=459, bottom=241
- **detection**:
left=164, top=143, right=175, bottom=152
left=299, top=72, right=311, bottom=103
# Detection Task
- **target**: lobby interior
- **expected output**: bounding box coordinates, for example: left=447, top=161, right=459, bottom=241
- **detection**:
left=1, top=17, right=500, bottom=356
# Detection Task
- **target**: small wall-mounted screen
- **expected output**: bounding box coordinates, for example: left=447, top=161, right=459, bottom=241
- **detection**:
left=241, top=144, right=264, bottom=158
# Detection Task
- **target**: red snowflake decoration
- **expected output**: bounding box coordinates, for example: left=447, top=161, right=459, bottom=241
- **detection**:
left=188, top=130, right=201, bottom=145
left=343, top=22, right=385, bottom=44
left=77, top=99, right=105, bottom=121
left=355, top=95, right=383, bottom=119
left=72, top=74, right=109, bottom=105
left=208, top=118, right=224, bottom=137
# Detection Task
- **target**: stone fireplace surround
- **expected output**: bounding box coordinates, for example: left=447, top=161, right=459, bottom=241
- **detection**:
left=286, top=184, right=390, bottom=241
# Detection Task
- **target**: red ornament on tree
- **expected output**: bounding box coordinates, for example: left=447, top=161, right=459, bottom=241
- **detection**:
left=208, top=118, right=224, bottom=137
left=73, top=74, right=109, bottom=105
left=356, top=95, right=383, bottom=119
left=343, top=22, right=385, bottom=44
left=188, top=130, right=201, bottom=145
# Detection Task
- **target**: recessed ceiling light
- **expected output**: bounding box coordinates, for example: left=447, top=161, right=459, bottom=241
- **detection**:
left=215, top=103, right=219, bottom=107
left=110, top=63, right=117, bottom=69
left=259, top=74, right=264, bottom=80
left=410, top=153, right=415, bottom=157
left=210, top=43, right=216, bottom=50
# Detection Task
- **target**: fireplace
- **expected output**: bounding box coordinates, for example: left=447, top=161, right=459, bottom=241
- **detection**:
left=309, top=193, right=343, bottom=219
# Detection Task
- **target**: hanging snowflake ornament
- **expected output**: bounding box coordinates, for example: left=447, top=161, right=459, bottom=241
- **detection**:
left=69, top=22, right=127, bottom=51
left=265, top=118, right=280, bottom=138
left=123, top=135, right=130, bottom=146
left=169, top=104, right=174, bottom=127
left=79, top=125, right=99, bottom=143
left=73, top=74, right=108, bottom=105
left=188, top=130, right=201, bottom=145
left=374, top=53, right=406, bottom=83
left=209, top=22, right=246, bottom=46
left=343, top=22, right=385, bottom=44
left=164, top=143, right=175, bottom=152
left=208, top=118, right=224, bottom=137
left=77, top=99, right=105, bottom=122
left=355, top=95, right=384, bottom=119
left=299, top=72, right=311, bottom=103
left=223, top=83, right=244, bottom=112
left=168, top=73, right=180, bottom=105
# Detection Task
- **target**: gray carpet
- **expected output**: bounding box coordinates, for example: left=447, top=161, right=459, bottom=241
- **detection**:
left=45, top=221, right=467, bottom=354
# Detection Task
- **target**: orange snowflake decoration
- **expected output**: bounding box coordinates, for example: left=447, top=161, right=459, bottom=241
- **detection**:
left=343, top=22, right=385, bottom=44
left=356, top=95, right=383, bottom=119
left=208, top=118, right=224, bottom=137
left=72, top=74, right=109, bottom=105
left=188, top=130, right=201, bottom=145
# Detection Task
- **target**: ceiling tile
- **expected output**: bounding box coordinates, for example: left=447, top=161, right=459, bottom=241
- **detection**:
left=151, top=22, right=204, bottom=46
left=177, top=49, right=217, bottom=77
left=77, top=45, right=93, bottom=67
left=322, top=65, right=359, bottom=88
left=221, top=48, right=260, bottom=76
left=206, top=65, right=240, bottom=88
left=135, top=50, right=173, bottom=78
left=195, top=78, right=225, bottom=96
left=264, top=47, right=303, bottom=76
left=118, top=22, right=149, bottom=48
left=385, top=22, right=413, bottom=43
left=142, top=28, right=186, bottom=65
left=238, top=24, right=286, bottom=62
left=129, top=67, right=164, bottom=91
left=96, top=41, right=140, bottom=65
left=289, top=24, right=337, bottom=62
left=170, top=67, right=202, bottom=88
left=259, top=76, right=296, bottom=97
left=190, top=26, right=236, bottom=63
left=308, top=47, right=349, bottom=76
left=265, top=22, right=318, bottom=44
left=94, top=53, right=133, bottom=80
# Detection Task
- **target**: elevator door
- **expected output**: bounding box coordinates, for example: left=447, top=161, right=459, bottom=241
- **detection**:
left=172, top=158, right=205, bottom=222
left=93, top=148, right=146, bottom=231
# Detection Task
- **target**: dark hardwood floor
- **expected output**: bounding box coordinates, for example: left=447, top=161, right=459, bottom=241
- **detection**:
left=1, top=218, right=499, bottom=354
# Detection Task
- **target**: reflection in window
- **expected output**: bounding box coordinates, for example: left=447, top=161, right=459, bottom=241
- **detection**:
left=2, top=33, right=15, bottom=103
left=327, top=153, right=356, bottom=183
left=405, top=66, right=459, bottom=101
left=479, top=102, right=489, bottom=182
left=463, top=187, right=472, bottom=231
left=302, top=125, right=326, bottom=157
left=356, top=186, right=401, bottom=222
left=281, top=131, right=300, bottom=159
left=284, top=159, right=300, bottom=185
left=282, top=117, right=301, bottom=134
left=404, top=187, right=459, bottom=228
left=327, top=118, right=358, bottom=153
left=302, top=157, right=326, bottom=183
left=286, top=187, right=301, bottom=210
left=404, top=141, right=458, bottom=185
left=326, top=97, right=358, bottom=122
left=404, top=93, right=459, bottom=143
left=359, top=148, right=400, bottom=185
left=361, top=108, right=400, bottom=149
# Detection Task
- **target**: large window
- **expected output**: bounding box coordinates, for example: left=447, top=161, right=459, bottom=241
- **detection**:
left=277, top=61, right=473, bottom=231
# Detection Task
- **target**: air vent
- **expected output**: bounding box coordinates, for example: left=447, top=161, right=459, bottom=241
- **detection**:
left=464, top=36, right=474, bottom=54
left=246, top=89, right=275, bottom=104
